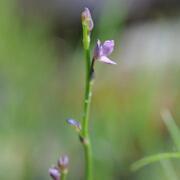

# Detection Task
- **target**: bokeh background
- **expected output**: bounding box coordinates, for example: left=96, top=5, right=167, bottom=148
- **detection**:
left=0, top=0, right=180, bottom=179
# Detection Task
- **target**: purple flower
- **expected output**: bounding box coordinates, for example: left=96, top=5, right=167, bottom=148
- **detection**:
left=93, top=40, right=116, bottom=65
left=57, top=155, right=69, bottom=170
left=81, top=7, right=94, bottom=31
left=66, top=118, right=81, bottom=132
left=49, top=167, right=60, bottom=180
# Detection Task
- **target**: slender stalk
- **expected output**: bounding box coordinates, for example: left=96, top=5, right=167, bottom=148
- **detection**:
left=82, top=48, right=92, bottom=136
left=61, top=171, right=68, bottom=180
left=81, top=23, right=93, bottom=180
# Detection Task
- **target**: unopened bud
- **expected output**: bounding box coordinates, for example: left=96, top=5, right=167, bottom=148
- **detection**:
left=66, top=118, right=81, bottom=132
left=49, top=167, right=60, bottom=180
left=58, top=155, right=69, bottom=171
left=81, top=7, right=94, bottom=31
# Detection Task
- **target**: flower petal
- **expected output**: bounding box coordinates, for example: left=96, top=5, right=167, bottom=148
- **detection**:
left=99, top=56, right=116, bottom=65
left=102, top=40, right=115, bottom=56
left=94, top=40, right=103, bottom=59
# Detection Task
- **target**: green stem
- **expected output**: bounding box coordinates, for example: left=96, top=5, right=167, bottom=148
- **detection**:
left=61, top=170, right=68, bottom=180
left=81, top=24, right=93, bottom=180
left=83, top=136, right=93, bottom=180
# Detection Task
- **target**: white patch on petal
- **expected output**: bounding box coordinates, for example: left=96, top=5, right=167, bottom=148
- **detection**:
left=99, top=56, right=116, bottom=65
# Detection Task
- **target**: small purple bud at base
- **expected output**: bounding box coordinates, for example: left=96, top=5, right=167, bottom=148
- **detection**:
left=49, top=167, right=60, bottom=180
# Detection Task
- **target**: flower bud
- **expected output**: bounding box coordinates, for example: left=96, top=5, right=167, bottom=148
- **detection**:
left=81, top=7, right=94, bottom=31
left=66, top=118, right=81, bottom=132
left=49, top=167, right=60, bottom=180
left=57, top=155, right=69, bottom=171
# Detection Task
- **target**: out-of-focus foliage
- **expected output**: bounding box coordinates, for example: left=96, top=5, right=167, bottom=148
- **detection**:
left=0, top=0, right=180, bottom=180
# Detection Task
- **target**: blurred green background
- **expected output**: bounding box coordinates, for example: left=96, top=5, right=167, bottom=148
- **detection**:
left=0, top=0, right=180, bottom=179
